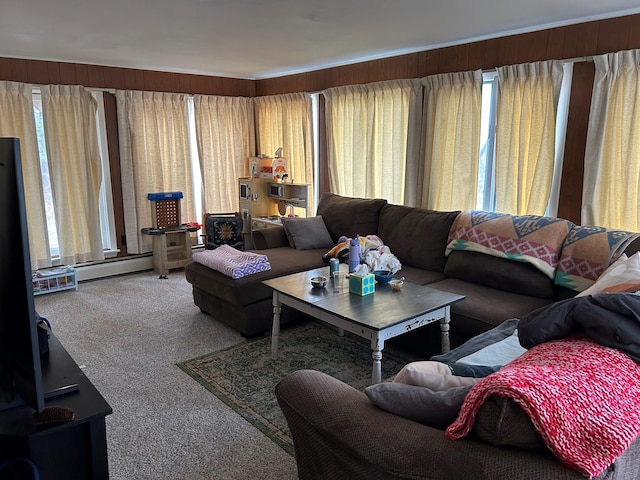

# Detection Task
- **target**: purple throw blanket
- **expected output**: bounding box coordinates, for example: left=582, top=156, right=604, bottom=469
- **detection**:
left=193, top=245, right=271, bottom=279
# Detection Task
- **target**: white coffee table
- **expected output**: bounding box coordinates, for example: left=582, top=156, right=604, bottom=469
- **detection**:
left=263, top=265, right=465, bottom=384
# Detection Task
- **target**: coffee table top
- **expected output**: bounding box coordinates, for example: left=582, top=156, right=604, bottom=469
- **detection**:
left=263, top=266, right=465, bottom=331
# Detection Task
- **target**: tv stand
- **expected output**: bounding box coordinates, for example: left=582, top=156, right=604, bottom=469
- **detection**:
left=0, top=333, right=112, bottom=479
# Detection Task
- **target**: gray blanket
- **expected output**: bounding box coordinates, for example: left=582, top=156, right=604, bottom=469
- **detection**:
left=518, top=293, right=640, bottom=364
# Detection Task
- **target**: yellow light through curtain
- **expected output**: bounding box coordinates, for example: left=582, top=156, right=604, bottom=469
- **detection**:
left=323, top=80, right=422, bottom=204
left=420, top=71, right=482, bottom=211
left=194, top=95, right=255, bottom=214
left=495, top=61, right=563, bottom=215
left=254, top=93, right=313, bottom=213
left=41, top=85, right=104, bottom=265
left=583, top=50, right=640, bottom=231
left=0, top=81, right=51, bottom=269
left=116, top=90, right=192, bottom=254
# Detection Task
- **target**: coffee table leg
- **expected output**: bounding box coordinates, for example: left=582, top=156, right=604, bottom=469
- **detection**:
left=440, top=306, right=451, bottom=353
left=371, top=336, right=383, bottom=384
left=271, top=292, right=282, bottom=360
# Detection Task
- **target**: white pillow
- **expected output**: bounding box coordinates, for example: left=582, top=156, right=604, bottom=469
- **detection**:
left=576, top=251, right=640, bottom=297
left=392, top=361, right=479, bottom=390
left=456, top=330, right=526, bottom=366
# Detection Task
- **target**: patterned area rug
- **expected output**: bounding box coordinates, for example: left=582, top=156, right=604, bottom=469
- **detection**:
left=177, top=321, right=411, bottom=455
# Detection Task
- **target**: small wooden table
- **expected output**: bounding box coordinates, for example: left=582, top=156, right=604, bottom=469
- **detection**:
left=263, top=266, right=465, bottom=384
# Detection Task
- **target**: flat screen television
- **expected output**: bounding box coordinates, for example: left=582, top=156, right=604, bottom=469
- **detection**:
left=0, top=137, right=45, bottom=412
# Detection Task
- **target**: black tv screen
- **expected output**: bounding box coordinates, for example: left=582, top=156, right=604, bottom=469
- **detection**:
left=0, top=137, right=45, bottom=412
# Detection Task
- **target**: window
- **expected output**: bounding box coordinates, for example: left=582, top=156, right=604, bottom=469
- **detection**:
left=476, top=67, right=572, bottom=215
left=32, top=88, right=118, bottom=262
left=477, top=72, right=499, bottom=211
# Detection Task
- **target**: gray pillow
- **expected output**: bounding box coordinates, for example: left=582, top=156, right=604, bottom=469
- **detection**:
left=365, top=383, right=472, bottom=429
left=280, top=216, right=335, bottom=250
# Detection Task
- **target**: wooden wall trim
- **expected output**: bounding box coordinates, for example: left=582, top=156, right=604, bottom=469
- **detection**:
left=0, top=58, right=257, bottom=97
left=256, top=14, right=640, bottom=96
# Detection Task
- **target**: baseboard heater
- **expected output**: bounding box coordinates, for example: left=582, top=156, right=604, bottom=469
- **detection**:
left=74, top=255, right=154, bottom=282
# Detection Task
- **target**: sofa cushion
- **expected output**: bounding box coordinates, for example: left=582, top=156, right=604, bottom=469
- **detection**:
left=365, top=382, right=473, bottom=430
left=316, top=193, right=387, bottom=242
left=473, top=395, right=547, bottom=452
left=444, top=250, right=555, bottom=299
left=280, top=216, right=334, bottom=250
left=554, top=224, right=639, bottom=293
left=185, top=246, right=327, bottom=307
left=378, top=204, right=459, bottom=272
left=427, top=278, right=553, bottom=337
left=396, top=265, right=447, bottom=285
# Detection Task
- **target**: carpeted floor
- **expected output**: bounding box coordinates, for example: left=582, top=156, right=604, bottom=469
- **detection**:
left=178, top=321, right=411, bottom=454
left=34, top=270, right=299, bottom=480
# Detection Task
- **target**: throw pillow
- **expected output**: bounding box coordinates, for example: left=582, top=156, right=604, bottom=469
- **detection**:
left=576, top=251, right=640, bottom=297
left=393, top=361, right=480, bottom=390
left=280, top=216, right=335, bottom=250
left=365, top=383, right=473, bottom=430
left=472, top=395, right=547, bottom=452
left=455, top=329, right=527, bottom=367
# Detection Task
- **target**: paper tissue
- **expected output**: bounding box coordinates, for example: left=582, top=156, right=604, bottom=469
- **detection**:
left=349, top=264, right=375, bottom=296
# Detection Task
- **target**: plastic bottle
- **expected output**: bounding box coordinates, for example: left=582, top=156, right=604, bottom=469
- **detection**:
left=348, top=235, right=361, bottom=273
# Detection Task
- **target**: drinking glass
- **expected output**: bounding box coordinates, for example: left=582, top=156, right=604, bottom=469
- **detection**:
left=332, top=271, right=344, bottom=292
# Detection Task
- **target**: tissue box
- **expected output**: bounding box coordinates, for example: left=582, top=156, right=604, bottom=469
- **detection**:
left=349, top=273, right=375, bottom=296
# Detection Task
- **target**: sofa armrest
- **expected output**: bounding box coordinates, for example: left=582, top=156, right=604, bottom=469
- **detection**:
left=275, top=370, right=604, bottom=480
left=252, top=226, right=289, bottom=249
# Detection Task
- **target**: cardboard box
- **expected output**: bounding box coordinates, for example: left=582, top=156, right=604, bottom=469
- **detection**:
left=349, top=273, right=375, bottom=296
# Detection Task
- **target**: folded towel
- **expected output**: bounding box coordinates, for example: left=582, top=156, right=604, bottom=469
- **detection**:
left=193, top=245, right=271, bottom=279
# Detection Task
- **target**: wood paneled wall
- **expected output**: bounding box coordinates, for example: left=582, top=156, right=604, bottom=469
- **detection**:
left=257, top=15, right=640, bottom=95
left=1, top=13, right=639, bottom=239
left=258, top=13, right=640, bottom=224
left=0, top=57, right=256, bottom=96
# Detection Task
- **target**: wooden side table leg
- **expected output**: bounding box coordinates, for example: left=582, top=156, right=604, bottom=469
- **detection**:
left=271, top=292, right=282, bottom=360
left=440, top=306, right=451, bottom=353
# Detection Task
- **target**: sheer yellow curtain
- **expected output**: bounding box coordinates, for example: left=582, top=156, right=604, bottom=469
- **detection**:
left=495, top=61, right=563, bottom=215
left=116, top=90, right=192, bottom=254
left=583, top=50, right=640, bottom=230
left=420, top=70, right=482, bottom=210
left=0, top=81, right=51, bottom=269
left=323, top=80, right=421, bottom=204
left=254, top=93, right=313, bottom=210
left=194, top=95, right=255, bottom=213
left=40, top=85, right=104, bottom=265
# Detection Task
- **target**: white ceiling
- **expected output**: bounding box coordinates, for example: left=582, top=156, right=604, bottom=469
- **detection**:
left=2, top=0, right=640, bottom=80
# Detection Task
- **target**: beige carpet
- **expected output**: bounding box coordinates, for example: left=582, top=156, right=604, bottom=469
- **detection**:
left=34, top=270, right=298, bottom=480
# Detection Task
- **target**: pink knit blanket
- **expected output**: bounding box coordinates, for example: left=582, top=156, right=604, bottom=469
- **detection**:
left=192, top=245, right=271, bottom=279
left=446, top=336, right=640, bottom=478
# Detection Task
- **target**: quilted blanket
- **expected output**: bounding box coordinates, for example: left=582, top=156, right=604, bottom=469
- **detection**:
left=446, top=210, right=573, bottom=278
left=446, top=336, right=640, bottom=478
left=192, top=245, right=271, bottom=279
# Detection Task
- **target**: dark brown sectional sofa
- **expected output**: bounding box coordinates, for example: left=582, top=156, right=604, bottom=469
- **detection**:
left=184, top=192, right=640, bottom=340
left=185, top=192, right=640, bottom=479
